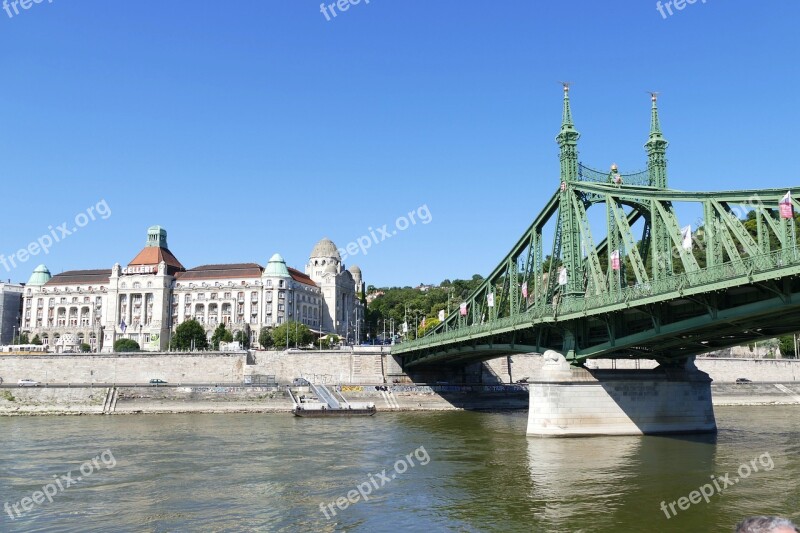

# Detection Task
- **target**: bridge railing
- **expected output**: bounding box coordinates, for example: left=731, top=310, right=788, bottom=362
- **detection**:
left=396, top=245, right=800, bottom=353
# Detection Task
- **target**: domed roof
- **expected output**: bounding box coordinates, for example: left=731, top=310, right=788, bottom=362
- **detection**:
left=310, top=238, right=341, bottom=261
left=348, top=265, right=362, bottom=274
left=324, top=263, right=338, bottom=274
left=263, top=253, right=290, bottom=277
left=27, top=264, right=52, bottom=286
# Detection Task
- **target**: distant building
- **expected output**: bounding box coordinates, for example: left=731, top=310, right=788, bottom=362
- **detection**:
left=20, top=227, right=365, bottom=352
left=0, top=282, right=24, bottom=344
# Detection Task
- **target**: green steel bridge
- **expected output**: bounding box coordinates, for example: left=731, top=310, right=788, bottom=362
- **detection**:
left=395, top=87, right=800, bottom=369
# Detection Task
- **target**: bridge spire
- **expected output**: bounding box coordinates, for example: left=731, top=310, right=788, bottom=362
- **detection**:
left=556, top=83, right=580, bottom=182
left=645, top=92, right=669, bottom=189
left=555, top=84, right=583, bottom=302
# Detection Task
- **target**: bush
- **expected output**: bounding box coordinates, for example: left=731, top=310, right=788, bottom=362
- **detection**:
left=114, top=339, right=140, bottom=352
left=79, top=343, right=92, bottom=353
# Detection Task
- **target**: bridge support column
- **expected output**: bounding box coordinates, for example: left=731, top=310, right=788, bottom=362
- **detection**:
left=527, top=351, right=716, bottom=436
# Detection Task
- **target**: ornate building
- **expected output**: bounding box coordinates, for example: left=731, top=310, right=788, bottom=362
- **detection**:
left=19, top=227, right=365, bottom=352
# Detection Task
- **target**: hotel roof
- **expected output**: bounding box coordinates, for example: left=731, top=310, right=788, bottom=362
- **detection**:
left=45, top=269, right=112, bottom=286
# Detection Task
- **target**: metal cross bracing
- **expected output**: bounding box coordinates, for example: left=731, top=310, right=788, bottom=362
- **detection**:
left=395, top=87, right=800, bottom=368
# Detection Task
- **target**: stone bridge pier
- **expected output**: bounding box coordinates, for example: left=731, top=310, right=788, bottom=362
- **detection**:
left=527, top=351, right=717, bottom=436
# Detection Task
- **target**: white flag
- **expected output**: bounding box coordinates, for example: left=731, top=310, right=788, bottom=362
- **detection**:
left=681, top=225, right=692, bottom=251
left=402, top=322, right=408, bottom=333
left=487, top=292, right=495, bottom=307
left=558, top=267, right=568, bottom=286
left=438, top=309, right=445, bottom=321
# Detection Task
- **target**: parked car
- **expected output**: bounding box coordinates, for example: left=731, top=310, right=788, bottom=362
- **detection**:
left=149, top=379, right=167, bottom=385
left=735, top=378, right=752, bottom=384
left=17, top=379, right=40, bottom=387
left=292, top=377, right=309, bottom=387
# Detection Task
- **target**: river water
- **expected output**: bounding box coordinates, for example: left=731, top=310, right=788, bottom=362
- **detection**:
left=1, top=406, right=798, bottom=532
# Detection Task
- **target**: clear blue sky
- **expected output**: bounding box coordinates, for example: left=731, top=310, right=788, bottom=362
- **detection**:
left=1, top=1, right=798, bottom=287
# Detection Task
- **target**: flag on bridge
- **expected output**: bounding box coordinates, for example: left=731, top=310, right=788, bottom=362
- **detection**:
left=558, top=267, right=568, bottom=286
left=681, top=225, right=693, bottom=250
left=438, top=309, right=445, bottom=321
left=610, top=250, right=621, bottom=271
left=487, top=292, right=495, bottom=307
left=521, top=281, right=528, bottom=299
left=460, top=302, right=468, bottom=316
left=780, top=191, right=794, bottom=219
left=120, top=319, right=127, bottom=333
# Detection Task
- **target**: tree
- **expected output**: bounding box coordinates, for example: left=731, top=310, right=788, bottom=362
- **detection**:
left=30, top=335, right=42, bottom=346
left=79, top=343, right=92, bottom=353
left=779, top=336, right=797, bottom=358
left=114, top=339, right=140, bottom=352
left=13, top=332, right=30, bottom=344
left=258, top=327, right=274, bottom=349
left=271, top=321, right=314, bottom=349
left=418, top=317, right=440, bottom=337
left=211, top=323, right=233, bottom=350
left=171, top=319, right=209, bottom=351
left=233, top=330, right=250, bottom=349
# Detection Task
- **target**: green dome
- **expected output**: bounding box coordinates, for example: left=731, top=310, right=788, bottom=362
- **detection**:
left=264, top=253, right=290, bottom=277
left=27, top=264, right=52, bottom=286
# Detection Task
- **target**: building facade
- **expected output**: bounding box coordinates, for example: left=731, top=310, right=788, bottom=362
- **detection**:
left=0, top=282, right=23, bottom=345
left=19, top=227, right=365, bottom=352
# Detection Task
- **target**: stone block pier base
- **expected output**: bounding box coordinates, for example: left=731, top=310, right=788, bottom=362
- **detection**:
left=527, top=351, right=717, bottom=437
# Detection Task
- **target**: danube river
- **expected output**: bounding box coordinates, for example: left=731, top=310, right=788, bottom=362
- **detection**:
left=1, top=406, right=798, bottom=532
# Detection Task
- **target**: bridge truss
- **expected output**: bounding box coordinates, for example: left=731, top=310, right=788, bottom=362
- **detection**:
left=395, top=88, right=800, bottom=368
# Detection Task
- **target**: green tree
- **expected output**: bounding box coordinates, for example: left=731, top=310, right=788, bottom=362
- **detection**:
left=233, top=330, right=251, bottom=349
left=418, top=317, right=440, bottom=337
left=779, top=336, right=797, bottom=358
left=79, top=343, right=92, bottom=353
left=114, top=339, right=140, bottom=352
left=258, top=327, right=274, bottom=349
left=211, top=323, right=233, bottom=350
left=272, top=321, right=314, bottom=349
left=30, top=335, right=42, bottom=346
left=171, top=319, right=209, bottom=351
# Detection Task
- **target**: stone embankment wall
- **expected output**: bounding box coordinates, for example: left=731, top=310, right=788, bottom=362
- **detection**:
left=0, top=352, right=245, bottom=384
left=0, top=384, right=528, bottom=415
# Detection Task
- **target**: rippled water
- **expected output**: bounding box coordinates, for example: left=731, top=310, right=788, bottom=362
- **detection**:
left=1, top=407, right=799, bottom=532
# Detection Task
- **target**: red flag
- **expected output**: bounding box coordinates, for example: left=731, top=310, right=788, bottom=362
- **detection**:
left=610, top=250, right=621, bottom=271
left=780, top=191, right=793, bottom=219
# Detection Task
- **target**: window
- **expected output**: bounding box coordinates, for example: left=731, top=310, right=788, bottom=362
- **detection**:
left=266, top=280, right=272, bottom=288
left=224, top=292, right=231, bottom=299
left=133, top=282, right=141, bottom=289
left=279, top=280, right=285, bottom=288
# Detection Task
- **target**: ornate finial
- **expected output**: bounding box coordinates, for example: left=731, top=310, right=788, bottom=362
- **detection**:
left=561, top=81, right=571, bottom=93
left=611, top=163, right=618, bottom=171
left=649, top=91, right=659, bottom=103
